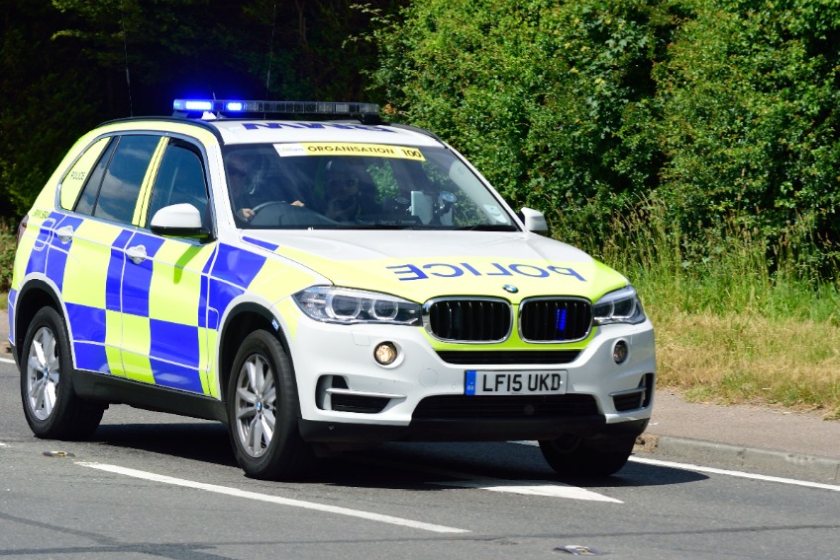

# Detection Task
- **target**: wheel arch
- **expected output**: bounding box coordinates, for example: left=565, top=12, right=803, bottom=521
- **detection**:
left=13, top=280, right=65, bottom=365
left=217, top=302, right=294, bottom=403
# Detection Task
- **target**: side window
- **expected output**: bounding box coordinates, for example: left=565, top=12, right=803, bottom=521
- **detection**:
left=145, top=139, right=210, bottom=228
left=92, top=135, right=160, bottom=224
left=75, top=137, right=118, bottom=216
left=60, top=137, right=111, bottom=210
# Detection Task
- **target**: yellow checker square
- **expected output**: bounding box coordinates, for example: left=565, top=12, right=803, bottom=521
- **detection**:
left=122, top=352, right=155, bottom=385
left=120, top=313, right=154, bottom=384
left=199, top=327, right=218, bottom=397
left=104, top=310, right=122, bottom=350
left=248, top=260, right=314, bottom=306
left=121, top=313, right=150, bottom=357
left=62, top=221, right=121, bottom=309
left=147, top=242, right=215, bottom=325
left=105, top=345, right=122, bottom=376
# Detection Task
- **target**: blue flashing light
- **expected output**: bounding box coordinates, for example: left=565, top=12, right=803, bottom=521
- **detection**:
left=183, top=100, right=213, bottom=111
left=225, top=101, right=244, bottom=111
left=555, top=308, right=568, bottom=335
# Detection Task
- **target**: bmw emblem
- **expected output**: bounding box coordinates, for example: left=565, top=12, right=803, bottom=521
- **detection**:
left=503, top=284, right=519, bottom=294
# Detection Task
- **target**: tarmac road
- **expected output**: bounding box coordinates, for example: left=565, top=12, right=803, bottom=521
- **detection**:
left=2, top=320, right=840, bottom=559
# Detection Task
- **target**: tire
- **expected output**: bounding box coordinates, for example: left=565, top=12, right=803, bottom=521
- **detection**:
left=539, top=432, right=637, bottom=477
left=226, top=329, right=311, bottom=480
left=20, top=307, right=104, bottom=440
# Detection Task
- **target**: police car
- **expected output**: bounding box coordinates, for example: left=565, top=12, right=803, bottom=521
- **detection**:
left=8, top=99, right=655, bottom=479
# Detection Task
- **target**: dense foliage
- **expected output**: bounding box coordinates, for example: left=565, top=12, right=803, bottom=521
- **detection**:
left=372, top=0, right=840, bottom=278
left=0, top=0, right=401, bottom=217
left=2, top=0, right=838, bottom=283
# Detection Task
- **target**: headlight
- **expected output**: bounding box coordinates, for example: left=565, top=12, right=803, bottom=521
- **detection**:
left=592, top=286, right=646, bottom=325
left=293, top=286, right=422, bottom=326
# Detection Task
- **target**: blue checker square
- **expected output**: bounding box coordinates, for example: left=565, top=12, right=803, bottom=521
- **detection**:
left=52, top=214, right=84, bottom=246
left=150, top=359, right=203, bottom=393
left=106, top=230, right=134, bottom=312
left=74, top=342, right=110, bottom=373
left=66, top=303, right=107, bottom=343
left=207, top=280, right=244, bottom=330
left=8, top=289, right=17, bottom=345
left=150, top=319, right=199, bottom=367
left=242, top=236, right=279, bottom=252
left=45, top=244, right=69, bottom=292
left=120, top=234, right=165, bottom=317
left=212, top=244, right=266, bottom=289
left=25, top=237, right=49, bottom=276
left=198, top=276, right=209, bottom=328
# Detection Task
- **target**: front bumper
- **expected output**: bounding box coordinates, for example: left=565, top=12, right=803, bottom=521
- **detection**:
left=287, top=314, right=656, bottom=444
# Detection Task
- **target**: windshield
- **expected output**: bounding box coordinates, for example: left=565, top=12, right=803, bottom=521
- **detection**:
left=222, top=143, right=518, bottom=230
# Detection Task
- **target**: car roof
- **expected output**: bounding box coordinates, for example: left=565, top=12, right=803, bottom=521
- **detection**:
left=205, top=119, right=444, bottom=147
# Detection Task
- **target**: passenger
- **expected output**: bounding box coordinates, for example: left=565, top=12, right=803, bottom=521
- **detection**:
left=323, top=159, right=369, bottom=222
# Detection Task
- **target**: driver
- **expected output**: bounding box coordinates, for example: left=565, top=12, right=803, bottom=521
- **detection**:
left=226, top=150, right=304, bottom=224
left=226, top=151, right=259, bottom=222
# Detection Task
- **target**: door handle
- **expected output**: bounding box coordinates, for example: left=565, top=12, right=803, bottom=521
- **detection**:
left=125, top=244, right=148, bottom=265
left=55, top=225, right=75, bottom=244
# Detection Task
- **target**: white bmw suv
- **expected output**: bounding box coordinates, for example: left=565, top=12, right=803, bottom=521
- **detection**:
left=8, top=99, right=655, bottom=479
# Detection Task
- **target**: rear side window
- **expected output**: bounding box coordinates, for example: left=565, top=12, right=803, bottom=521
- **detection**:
left=60, top=137, right=111, bottom=210
left=74, top=135, right=160, bottom=225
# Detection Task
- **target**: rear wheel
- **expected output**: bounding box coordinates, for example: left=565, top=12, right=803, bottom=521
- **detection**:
left=20, top=307, right=104, bottom=439
left=227, top=329, right=311, bottom=480
left=539, top=432, right=637, bottom=477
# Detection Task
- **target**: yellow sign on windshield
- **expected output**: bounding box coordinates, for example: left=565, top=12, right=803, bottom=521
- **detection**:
left=275, top=143, right=425, bottom=161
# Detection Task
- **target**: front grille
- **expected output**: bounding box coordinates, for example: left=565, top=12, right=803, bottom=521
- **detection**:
left=520, top=298, right=592, bottom=341
left=436, top=350, right=579, bottom=365
left=412, top=394, right=598, bottom=420
left=425, top=299, right=511, bottom=342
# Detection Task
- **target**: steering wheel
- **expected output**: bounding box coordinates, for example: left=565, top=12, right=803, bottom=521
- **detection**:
left=248, top=201, right=339, bottom=227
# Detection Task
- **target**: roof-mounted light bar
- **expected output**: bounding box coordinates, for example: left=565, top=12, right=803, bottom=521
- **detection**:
left=172, top=99, right=380, bottom=119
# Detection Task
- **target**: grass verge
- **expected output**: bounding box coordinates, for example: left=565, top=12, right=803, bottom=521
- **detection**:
left=584, top=198, right=840, bottom=419
left=649, top=306, right=840, bottom=419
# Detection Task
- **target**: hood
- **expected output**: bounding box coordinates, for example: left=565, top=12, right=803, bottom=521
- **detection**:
left=241, top=230, right=628, bottom=304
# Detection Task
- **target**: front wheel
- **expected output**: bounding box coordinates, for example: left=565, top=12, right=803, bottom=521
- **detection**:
left=539, top=432, right=637, bottom=477
left=20, top=307, right=104, bottom=439
left=226, top=330, right=311, bottom=480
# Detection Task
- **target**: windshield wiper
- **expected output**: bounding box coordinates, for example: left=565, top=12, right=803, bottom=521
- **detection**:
left=456, top=224, right=519, bottom=232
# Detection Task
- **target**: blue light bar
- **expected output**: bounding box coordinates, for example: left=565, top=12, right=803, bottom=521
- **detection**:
left=172, top=99, right=380, bottom=119
left=174, top=100, right=213, bottom=111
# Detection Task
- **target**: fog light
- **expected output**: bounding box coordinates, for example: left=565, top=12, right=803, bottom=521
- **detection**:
left=374, top=342, right=398, bottom=365
left=612, top=340, right=629, bottom=364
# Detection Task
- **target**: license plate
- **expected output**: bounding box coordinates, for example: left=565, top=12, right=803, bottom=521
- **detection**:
left=464, top=370, right=567, bottom=396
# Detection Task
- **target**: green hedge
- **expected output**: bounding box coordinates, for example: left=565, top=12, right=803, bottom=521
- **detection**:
left=372, top=0, right=840, bottom=277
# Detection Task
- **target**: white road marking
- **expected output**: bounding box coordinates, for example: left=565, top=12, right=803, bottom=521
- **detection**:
left=513, top=440, right=840, bottom=492
left=76, top=462, right=469, bottom=534
left=0, top=442, right=7, bottom=447
left=349, top=455, right=622, bottom=503
left=0, top=357, right=15, bottom=365
left=629, top=456, right=840, bottom=492
left=430, top=479, right=622, bottom=503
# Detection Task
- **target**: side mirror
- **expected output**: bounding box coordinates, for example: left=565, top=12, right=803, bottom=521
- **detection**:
left=518, top=207, right=548, bottom=234
left=150, top=203, right=210, bottom=239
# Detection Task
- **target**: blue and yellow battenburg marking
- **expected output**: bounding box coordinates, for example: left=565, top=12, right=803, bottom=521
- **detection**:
left=15, top=211, right=284, bottom=398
